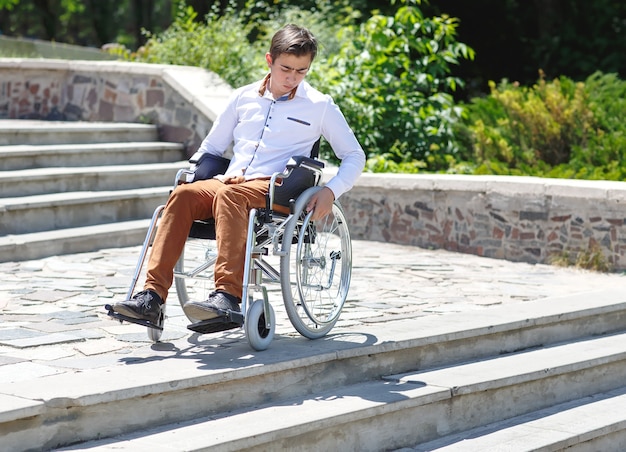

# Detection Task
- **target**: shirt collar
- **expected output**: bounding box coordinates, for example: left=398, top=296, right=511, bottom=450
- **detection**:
left=258, top=73, right=298, bottom=101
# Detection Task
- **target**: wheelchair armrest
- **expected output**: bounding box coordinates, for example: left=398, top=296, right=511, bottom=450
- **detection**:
left=189, top=151, right=211, bottom=164
left=286, top=156, right=325, bottom=172
left=176, top=169, right=196, bottom=185
left=270, top=156, right=325, bottom=209
left=187, top=152, right=231, bottom=182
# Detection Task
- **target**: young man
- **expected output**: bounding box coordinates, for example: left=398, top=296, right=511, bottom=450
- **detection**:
left=111, top=24, right=365, bottom=326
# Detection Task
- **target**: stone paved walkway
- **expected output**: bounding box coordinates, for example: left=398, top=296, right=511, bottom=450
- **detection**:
left=1, top=240, right=625, bottom=384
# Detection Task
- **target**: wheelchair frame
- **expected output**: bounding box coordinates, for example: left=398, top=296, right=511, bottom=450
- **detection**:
left=111, top=154, right=353, bottom=351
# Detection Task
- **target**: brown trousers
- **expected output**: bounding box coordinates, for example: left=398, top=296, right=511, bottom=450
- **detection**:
left=144, top=177, right=270, bottom=302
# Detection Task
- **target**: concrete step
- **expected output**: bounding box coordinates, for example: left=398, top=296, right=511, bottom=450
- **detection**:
left=0, top=142, right=185, bottom=170
left=0, top=120, right=160, bottom=145
left=0, top=219, right=152, bottom=262
left=0, top=187, right=170, bottom=235
left=62, top=334, right=626, bottom=451
left=0, top=161, right=185, bottom=197
left=55, top=323, right=626, bottom=451
left=68, top=391, right=626, bottom=452
left=0, top=120, right=187, bottom=262
left=2, top=290, right=625, bottom=451
left=409, top=386, right=626, bottom=451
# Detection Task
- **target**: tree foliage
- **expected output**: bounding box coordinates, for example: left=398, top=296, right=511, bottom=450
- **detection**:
left=421, top=0, right=626, bottom=99
left=316, top=0, right=473, bottom=168
left=2, top=0, right=625, bottom=90
left=0, top=0, right=173, bottom=48
left=132, top=2, right=265, bottom=89
left=0, top=0, right=18, bottom=9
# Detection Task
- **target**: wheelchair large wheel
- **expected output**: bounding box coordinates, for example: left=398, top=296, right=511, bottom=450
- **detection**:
left=280, top=191, right=352, bottom=339
left=174, top=236, right=217, bottom=322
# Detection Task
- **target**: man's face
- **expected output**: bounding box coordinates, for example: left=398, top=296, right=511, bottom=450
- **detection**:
left=265, top=52, right=312, bottom=98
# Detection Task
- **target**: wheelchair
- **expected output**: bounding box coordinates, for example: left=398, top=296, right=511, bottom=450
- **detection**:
left=106, top=142, right=353, bottom=351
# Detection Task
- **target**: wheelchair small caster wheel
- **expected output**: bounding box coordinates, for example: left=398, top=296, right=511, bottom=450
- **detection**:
left=147, top=305, right=166, bottom=342
left=245, top=299, right=275, bottom=351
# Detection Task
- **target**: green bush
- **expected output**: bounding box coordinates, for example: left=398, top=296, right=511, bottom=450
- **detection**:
left=118, top=2, right=266, bottom=88
left=462, top=72, right=593, bottom=168
left=456, top=71, right=626, bottom=181
left=565, top=72, right=626, bottom=180
left=317, top=0, right=474, bottom=168
left=116, top=0, right=352, bottom=91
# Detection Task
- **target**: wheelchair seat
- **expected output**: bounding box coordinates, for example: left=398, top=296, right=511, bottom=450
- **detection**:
left=184, top=147, right=325, bottom=240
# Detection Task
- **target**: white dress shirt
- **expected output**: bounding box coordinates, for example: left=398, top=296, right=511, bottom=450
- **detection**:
left=196, top=77, right=365, bottom=199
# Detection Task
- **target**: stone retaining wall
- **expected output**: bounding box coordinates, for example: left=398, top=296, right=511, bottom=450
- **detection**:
left=340, top=173, right=626, bottom=271
left=3, top=59, right=626, bottom=270
left=0, top=59, right=232, bottom=155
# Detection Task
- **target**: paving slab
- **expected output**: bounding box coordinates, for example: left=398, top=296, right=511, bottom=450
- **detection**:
left=1, top=240, right=625, bottom=371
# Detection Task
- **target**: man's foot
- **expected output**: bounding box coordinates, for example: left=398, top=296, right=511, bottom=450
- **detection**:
left=111, top=290, right=163, bottom=324
left=184, top=291, right=241, bottom=321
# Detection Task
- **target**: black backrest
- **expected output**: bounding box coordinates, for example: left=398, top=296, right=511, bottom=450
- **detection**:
left=310, top=137, right=320, bottom=159
left=273, top=138, right=323, bottom=207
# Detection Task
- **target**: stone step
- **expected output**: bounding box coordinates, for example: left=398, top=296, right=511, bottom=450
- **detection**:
left=0, top=120, right=159, bottom=145
left=52, top=326, right=626, bottom=451
left=0, top=119, right=187, bottom=262
left=0, top=187, right=170, bottom=235
left=409, top=386, right=626, bottom=451
left=2, top=291, right=625, bottom=451
left=0, top=219, right=152, bottom=262
left=0, top=141, right=185, bottom=170
left=0, top=161, right=185, bottom=197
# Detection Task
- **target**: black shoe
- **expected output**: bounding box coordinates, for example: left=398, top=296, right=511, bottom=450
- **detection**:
left=184, top=291, right=241, bottom=321
left=112, top=290, right=163, bottom=324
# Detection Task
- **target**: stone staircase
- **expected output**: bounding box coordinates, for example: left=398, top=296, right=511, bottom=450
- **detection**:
left=2, top=120, right=626, bottom=451
left=3, top=290, right=626, bottom=451
left=0, top=120, right=186, bottom=262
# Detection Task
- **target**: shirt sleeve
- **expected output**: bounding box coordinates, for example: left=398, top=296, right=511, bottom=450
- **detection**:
left=320, top=97, right=366, bottom=199
left=196, top=89, right=240, bottom=157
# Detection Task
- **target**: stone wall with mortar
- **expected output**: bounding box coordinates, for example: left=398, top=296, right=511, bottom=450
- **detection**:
left=0, top=59, right=232, bottom=156
left=338, top=173, right=626, bottom=271
left=3, top=59, right=625, bottom=270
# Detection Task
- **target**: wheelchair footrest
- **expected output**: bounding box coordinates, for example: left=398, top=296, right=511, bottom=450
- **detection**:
left=104, top=304, right=164, bottom=331
left=187, top=310, right=244, bottom=334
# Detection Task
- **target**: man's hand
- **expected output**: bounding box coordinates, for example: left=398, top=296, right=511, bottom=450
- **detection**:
left=306, top=187, right=335, bottom=221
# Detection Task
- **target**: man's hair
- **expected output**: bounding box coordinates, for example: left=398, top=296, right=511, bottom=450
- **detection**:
left=269, top=24, right=318, bottom=62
